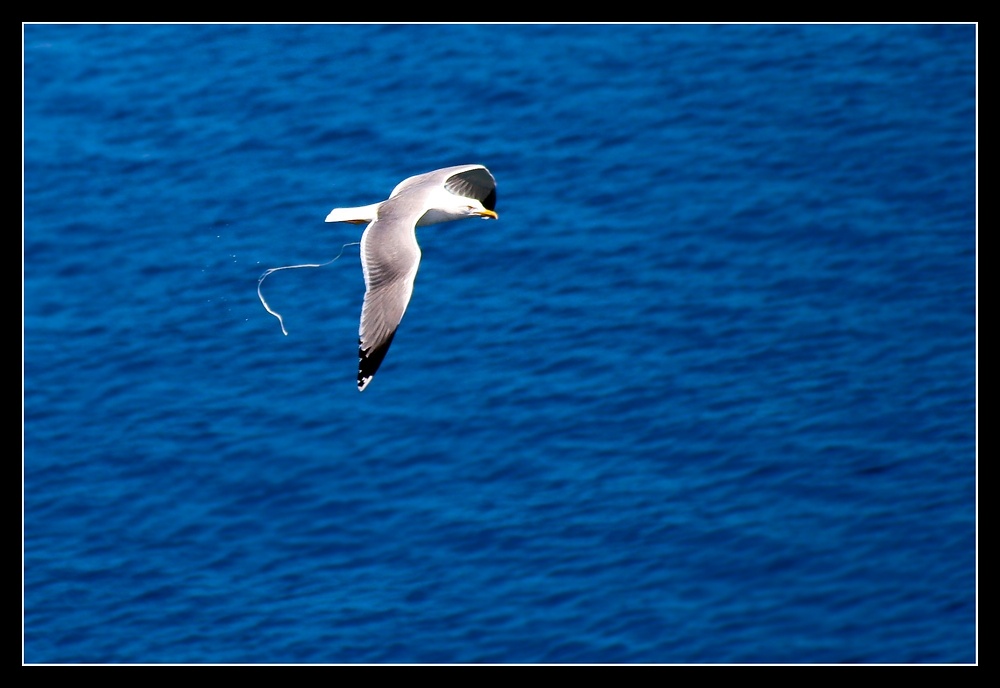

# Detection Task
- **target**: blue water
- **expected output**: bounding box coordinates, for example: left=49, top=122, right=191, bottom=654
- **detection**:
left=23, top=24, right=977, bottom=664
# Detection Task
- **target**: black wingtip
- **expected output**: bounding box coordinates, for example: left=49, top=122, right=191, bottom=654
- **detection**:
left=482, top=186, right=497, bottom=212
left=357, top=332, right=397, bottom=391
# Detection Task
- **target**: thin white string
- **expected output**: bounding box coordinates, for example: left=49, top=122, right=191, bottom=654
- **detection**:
left=257, top=241, right=360, bottom=336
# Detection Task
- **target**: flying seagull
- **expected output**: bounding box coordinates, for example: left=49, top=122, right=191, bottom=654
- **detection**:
left=325, top=164, right=499, bottom=391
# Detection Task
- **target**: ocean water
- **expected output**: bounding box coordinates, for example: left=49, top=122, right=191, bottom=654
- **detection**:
left=23, top=23, right=977, bottom=664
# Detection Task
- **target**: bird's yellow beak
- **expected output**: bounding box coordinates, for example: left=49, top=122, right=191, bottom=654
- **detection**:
left=478, top=209, right=499, bottom=220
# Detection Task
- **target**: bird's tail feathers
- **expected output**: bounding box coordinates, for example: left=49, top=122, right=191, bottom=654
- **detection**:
left=325, top=203, right=381, bottom=224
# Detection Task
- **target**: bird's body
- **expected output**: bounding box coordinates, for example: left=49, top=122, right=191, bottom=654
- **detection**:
left=325, top=165, right=498, bottom=391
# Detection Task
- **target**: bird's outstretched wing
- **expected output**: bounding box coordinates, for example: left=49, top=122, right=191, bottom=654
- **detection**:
left=356, top=200, right=422, bottom=391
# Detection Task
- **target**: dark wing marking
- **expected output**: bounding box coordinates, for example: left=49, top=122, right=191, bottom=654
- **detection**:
left=444, top=167, right=497, bottom=211
left=358, top=331, right=397, bottom=391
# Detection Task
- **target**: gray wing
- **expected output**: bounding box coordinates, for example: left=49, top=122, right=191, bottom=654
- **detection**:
left=357, top=201, right=422, bottom=391
left=391, top=164, right=497, bottom=211
left=442, top=165, right=497, bottom=211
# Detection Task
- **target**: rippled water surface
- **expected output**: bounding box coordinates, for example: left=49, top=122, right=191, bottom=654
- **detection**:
left=24, top=24, right=977, bottom=663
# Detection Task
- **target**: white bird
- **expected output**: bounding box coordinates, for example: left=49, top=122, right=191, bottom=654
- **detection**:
left=325, top=164, right=499, bottom=391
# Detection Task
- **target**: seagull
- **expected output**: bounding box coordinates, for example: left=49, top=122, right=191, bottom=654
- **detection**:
left=325, top=164, right=499, bottom=391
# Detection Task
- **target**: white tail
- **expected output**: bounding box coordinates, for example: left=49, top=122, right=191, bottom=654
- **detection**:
left=325, top=202, right=381, bottom=224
